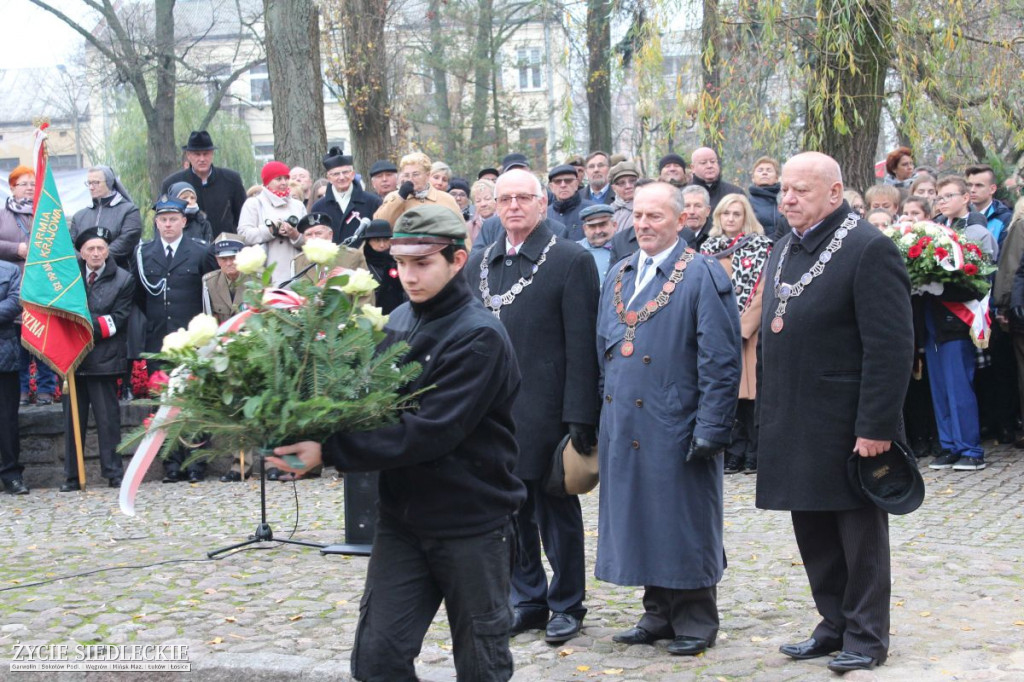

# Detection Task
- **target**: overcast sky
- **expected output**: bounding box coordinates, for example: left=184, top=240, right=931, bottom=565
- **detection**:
left=0, top=1, right=88, bottom=69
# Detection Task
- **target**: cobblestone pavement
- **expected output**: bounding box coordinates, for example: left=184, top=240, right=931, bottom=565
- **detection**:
left=1, top=445, right=1022, bottom=681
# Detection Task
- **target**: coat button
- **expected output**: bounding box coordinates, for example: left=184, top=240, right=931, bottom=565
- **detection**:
left=642, top=355, right=651, bottom=364
left=631, top=440, right=640, bottom=449
left=605, top=395, right=612, bottom=403
left=635, top=399, right=643, bottom=407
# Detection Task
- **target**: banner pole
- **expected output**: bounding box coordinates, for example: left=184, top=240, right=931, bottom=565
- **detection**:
left=68, top=372, right=87, bottom=490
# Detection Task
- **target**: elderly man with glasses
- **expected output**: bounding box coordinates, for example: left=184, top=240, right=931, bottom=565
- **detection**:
left=467, top=168, right=600, bottom=645
left=547, top=164, right=594, bottom=241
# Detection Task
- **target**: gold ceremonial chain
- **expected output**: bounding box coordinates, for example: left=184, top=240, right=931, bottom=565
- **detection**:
left=479, top=235, right=557, bottom=318
left=770, top=213, right=858, bottom=334
left=611, top=249, right=695, bottom=357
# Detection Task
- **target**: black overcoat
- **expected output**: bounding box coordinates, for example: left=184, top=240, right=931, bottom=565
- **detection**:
left=79, top=257, right=135, bottom=376
left=756, top=202, right=914, bottom=511
left=311, top=181, right=383, bottom=244
left=132, top=237, right=218, bottom=354
left=466, top=222, right=600, bottom=480
left=161, top=166, right=247, bottom=235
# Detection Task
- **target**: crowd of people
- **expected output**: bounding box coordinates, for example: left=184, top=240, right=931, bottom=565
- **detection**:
left=1, top=129, right=1023, bottom=679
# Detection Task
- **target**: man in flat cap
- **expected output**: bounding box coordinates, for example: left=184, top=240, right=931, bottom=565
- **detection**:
left=61, top=227, right=136, bottom=491
left=311, top=148, right=382, bottom=245
left=133, top=198, right=218, bottom=483
left=161, top=131, right=247, bottom=234
left=270, top=205, right=526, bottom=681
left=577, top=204, right=616, bottom=281
left=547, top=164, right=594, bottom=241
left=368, top=159, right=399, bottom=198
left=290, top=213, right=367, bottom=285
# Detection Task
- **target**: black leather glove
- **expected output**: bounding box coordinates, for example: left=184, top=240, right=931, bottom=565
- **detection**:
left=398, top=181, right=415, bottom=199
left=686, top=437, right=726, bottom=462
left=568, top=423, right=596, bottom=455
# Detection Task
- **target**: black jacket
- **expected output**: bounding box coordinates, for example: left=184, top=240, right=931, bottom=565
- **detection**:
left=311, top=181, right=383, bottom=244
left=680, top=217, right=713, bottom=250
left=608, top=227, right=637, bottom=268
left=467, top=222, right=601, bottom=479
left=363, top=244, right=406, bottom=314
left=748, top=183, right=789, bottom=240
left=161, top=167, right=247, bottom=235
left=579, top=185, right=615, bottom=205
left=324, top=274, right=527, bottom=538
left=79, top=257, right=135, bottom=376
left=133, top=237, right=218, bottom=353
left=691, top=175, right=745, bottom=210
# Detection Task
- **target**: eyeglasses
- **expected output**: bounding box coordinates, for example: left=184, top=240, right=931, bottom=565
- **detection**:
left=449, top=190, right=468, bottom=199
left=613, top=178, right=637, bottom=187
left=326, top=169, right=353, bottom=179
left=550, top=177, right=576, bottom=186
left=14, top=182, right=34, bottom=188
left=85, top=180, right=104, bottom=187
left=936, top=193, right=964, bottom=202
left=496, top=193, right=540, bottom=207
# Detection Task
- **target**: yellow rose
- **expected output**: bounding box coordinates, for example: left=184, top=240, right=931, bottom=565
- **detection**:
left=302, top=238, right=341, bottom=266
left=186, top=313, right=219, bottom=347
left=161, top=329, right=191, bottom=353
left=235, top=245, right=267, bottom=274
left=342, top=268, right=380, bottom=295
left=360, top=304, right=388, bottom=331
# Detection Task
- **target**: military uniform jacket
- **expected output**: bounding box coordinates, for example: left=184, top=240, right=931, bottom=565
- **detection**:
left=133, top=237, right=218, bottom=353
left=595, top=240, right=740, bottom=589
left=79, top=257, right=135, bottom=376
left=466, top=222, right=600, bottom=480
left=202, top=271, right=249, bottom=324
left=755, top=203, right=914, bottom=511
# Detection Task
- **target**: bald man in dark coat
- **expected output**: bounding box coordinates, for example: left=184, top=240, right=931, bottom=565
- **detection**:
left=756, top=152, right=914, bottom=674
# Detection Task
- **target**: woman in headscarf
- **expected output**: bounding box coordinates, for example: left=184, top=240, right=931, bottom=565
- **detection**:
left=0, top=166, right=58, bottom=405
left=69, top=165, right=142, bottom=270
left=700, top=193, right=773, bottom=474
left=237, top=161, right=307, bottom=286
left=166, top=181, right=213, bottom=242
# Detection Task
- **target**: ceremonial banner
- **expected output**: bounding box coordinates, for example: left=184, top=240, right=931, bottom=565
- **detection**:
left=20, top=128, right=94, bottom=375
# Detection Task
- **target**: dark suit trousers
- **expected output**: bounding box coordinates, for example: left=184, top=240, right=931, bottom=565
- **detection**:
left=791, top=506, right=890, bottom=659
left=511, top=478, right=586, bottom=618
left=63, top=375, right=124, bottom=480
left=638, top=585, right=719, bottom=643
left=0, top=371, right=22, bottom=483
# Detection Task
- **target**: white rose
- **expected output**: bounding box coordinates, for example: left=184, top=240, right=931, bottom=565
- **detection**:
left=360, top=304, right=388, bottom=331
left=342, top=269, right=380, bottom=295
left=899, top=232, right=917, bottom=246
left=302, top=238, right=341, bottom=266
left=161, top=329, right=191, bottom=353
left=186, top=313, right=219, bottom=348
left=235, top=245, right=267, bottom=274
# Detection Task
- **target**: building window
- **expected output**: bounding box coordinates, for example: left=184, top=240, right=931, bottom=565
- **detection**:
left=253, top=144, right=274, bottom=164
left=520, top=127, right=546, bottom=168
left=0, top=158, right=19, bottom=173
left=517, top=47, right=542, bottom=90
left=250, top=63, right=271, bottom=103
left=48, top=154, right=80, bottom=171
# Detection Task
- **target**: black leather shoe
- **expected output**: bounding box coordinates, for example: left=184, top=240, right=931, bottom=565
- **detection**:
left=612, top=626, right=665, bottom=645
left=779, top=637, right=841, bottom=660
left=265, top=467, right=282, bottom=481
left=220, top=471, right=242, bottom=482
left=109, top=477, right=122, bottom=488
left=4, top=479, right=29, bottom=495
left=723, top=454, right=744, bottom=474
left=666, top=635, right=711, bottom=656
left=544, top=612, right=581, bottom=643
left=510, top=608, right=548, bottom=636
left=188, top=470, right=205, bottom=483
left=162, top=470, right=181, bottom=483
left=827, top=650, right=885, bottom=673
left=59, top=480, right=81, bottom=492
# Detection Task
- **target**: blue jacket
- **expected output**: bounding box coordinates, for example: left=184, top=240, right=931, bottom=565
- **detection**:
left=0, top=261, right=21, bottom=373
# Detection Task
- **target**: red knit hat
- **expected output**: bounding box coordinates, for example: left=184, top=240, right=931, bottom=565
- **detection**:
left=261, top=160, right=290, bottom=186
left=8, top=165, right=34, bottom=189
